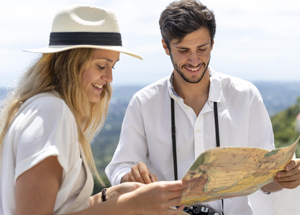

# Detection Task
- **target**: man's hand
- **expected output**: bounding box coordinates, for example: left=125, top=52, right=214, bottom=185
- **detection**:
left=275, top=159, right=300, bottom=189
left=121, top=162, right=158, bottom=184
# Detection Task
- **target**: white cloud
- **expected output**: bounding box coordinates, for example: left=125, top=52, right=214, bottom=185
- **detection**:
left=238, top=37, right=253, bottom=44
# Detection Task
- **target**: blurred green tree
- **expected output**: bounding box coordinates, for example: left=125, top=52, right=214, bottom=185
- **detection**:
left=271, top=97, right=300, bottom=157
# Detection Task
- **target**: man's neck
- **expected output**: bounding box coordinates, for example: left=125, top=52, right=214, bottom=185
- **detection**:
left=173, top=71, right=210, bottom=116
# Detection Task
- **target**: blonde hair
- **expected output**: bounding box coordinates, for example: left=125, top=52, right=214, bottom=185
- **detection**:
left=0, top=48, right=112, bottom=185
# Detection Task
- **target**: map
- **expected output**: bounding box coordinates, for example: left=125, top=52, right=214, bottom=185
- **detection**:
left=179, top=138, right=299, bottom=206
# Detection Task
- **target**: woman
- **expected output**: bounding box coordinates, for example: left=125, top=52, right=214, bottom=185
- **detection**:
left=0, top=5, right=187, bottom=215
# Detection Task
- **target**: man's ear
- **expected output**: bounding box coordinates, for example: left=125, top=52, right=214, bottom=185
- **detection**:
left=162, top=39, right=170, bottom=56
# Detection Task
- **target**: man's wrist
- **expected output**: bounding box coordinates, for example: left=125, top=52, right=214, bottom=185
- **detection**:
left=121, top=173, right=129, bottom=183
left=260, top=187, right=271, bottom=195
left=261, top=181, right=283, bottom=193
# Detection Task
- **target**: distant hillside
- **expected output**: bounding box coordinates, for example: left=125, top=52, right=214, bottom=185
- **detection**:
left=1, top=82, right=299, bottom=116
left=254, top=82, right=300, bottom=116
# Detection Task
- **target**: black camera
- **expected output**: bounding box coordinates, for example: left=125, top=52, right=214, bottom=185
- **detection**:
left=182, top=206, right=222, bottom=215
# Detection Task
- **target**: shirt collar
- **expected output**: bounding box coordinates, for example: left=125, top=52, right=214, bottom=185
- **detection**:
left=167, top=67, right=225, bottom=103
left=208, top=67, right=225, bottom=103
left=168, top=73, right=180, bottom=98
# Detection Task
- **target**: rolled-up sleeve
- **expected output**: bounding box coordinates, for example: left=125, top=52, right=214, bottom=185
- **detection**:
left=105, top=95, right=149, bottom=185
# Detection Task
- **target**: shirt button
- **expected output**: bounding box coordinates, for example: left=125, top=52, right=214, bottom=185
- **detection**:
left=197, top=129, right=200, bottom=133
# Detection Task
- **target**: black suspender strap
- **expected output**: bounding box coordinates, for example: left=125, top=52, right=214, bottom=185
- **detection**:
left=171, top=98, right=224, bottom=214
left=214, top=102, right=220, bottom=147
left=171, top=98, right=178, bottom=180
left=213, top=101, right=224, bottom=212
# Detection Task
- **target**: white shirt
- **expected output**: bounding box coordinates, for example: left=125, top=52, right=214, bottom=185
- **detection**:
left=0, top=91, right=91, bottom=215
left=105, top=68, right=275, bottom=215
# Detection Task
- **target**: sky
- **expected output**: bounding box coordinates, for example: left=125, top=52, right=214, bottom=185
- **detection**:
left=0, top=0, right=299, bottom=88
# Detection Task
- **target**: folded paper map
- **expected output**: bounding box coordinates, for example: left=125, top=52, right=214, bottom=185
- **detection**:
left=180, top=137, right=299, bottom=206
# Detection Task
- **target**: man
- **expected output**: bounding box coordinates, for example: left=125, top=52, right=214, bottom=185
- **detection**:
left=106, top=0, right=300, bottom=214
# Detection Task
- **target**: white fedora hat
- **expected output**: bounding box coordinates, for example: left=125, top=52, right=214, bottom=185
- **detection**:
left=24, top=5, right=142, bottom=60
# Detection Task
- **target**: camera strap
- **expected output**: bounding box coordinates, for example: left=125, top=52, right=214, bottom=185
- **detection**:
left=170, top=97, right=224, bottom=213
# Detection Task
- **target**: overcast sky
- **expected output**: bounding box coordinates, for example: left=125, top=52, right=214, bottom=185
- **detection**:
left=0, top=0, right=299, bottom=88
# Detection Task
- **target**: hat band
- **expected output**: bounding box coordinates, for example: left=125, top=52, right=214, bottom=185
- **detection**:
left=49, top=32, right=122, bottom=46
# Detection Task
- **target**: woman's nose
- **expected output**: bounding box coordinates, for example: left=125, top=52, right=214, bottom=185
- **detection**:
left=102, top=68, right=113, bottom=83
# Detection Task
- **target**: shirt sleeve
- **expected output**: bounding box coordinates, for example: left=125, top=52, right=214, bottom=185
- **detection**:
left=13, top=95, right=79, bottom=182
left=248, top=83, right=275, bottom=151
left=105, top=95, right=149, bottom=185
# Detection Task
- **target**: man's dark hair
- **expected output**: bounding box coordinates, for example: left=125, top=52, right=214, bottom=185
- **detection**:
left=159, top=0, right=216, bottom=49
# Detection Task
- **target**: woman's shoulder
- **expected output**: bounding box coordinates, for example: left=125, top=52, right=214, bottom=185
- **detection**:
left=19, top=91, right=73, bottom=117
left=12, top=91, right=76, bottom=131
left=23, top=91, right=66, bottom=109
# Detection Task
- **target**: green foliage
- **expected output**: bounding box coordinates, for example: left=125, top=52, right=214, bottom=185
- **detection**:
left=91, top=131, right=120, bottom=195
left=91, top=100, right=129, bottom=195
left=271, top=98, right=300, bottom=157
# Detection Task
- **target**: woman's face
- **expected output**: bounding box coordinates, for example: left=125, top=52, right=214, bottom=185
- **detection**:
left=81, top=49, right=119, bottom=103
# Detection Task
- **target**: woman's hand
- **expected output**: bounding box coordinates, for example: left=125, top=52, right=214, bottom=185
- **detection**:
left=106, top=182, right=145, bottom=200
left=90, top=182, right=145, bottom=206
left=91, top=180, right=188, bottom=215
left=127, top=180, right=188, bottom=215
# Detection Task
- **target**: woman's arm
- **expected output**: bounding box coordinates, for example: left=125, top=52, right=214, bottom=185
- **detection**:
left=16, top=156, right=187, bottom=215
left=89, top=181, right=145, bottom=206
left=86, top=181, right=187, bottom=215
left=15, top=156, right=63, bottom=215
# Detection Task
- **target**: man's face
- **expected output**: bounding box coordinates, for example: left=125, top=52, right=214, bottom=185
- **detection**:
left=163, top=28, right=213, bottom=84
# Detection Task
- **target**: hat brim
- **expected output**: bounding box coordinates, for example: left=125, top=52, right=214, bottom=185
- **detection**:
left=23, top=45, right=142, bottom=60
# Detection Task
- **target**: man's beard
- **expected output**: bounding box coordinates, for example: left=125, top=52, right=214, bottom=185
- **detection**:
left=170, top=53, right=210, bottom=84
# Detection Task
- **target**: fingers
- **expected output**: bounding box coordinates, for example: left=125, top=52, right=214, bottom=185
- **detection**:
left=285, top=159, right=300, bottom=171
left=278, top=179, right=300, bottom=189
left=275, top=171, right=300, bottom=189
left=128, top=170, right=138, bottom=182
left=121, top=173, right=130, bottom=183
left=276, top=170, right=300, bottom=181
left=137, top=162, right=152, bottom=184
left=127, top=162, right=154, bottom=184
left=130, top=162, right=148, bottom=183
left=152, top=181, right=188, bottom=203
left=132, top=180, right=188, bottom=215
left=165, top=194, right=184, bottom=206
left=275, top=159, right=300, bottom=189
left=150, top=173, right=158, bottom=182
left=163, top=180, right=189, bottom=192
